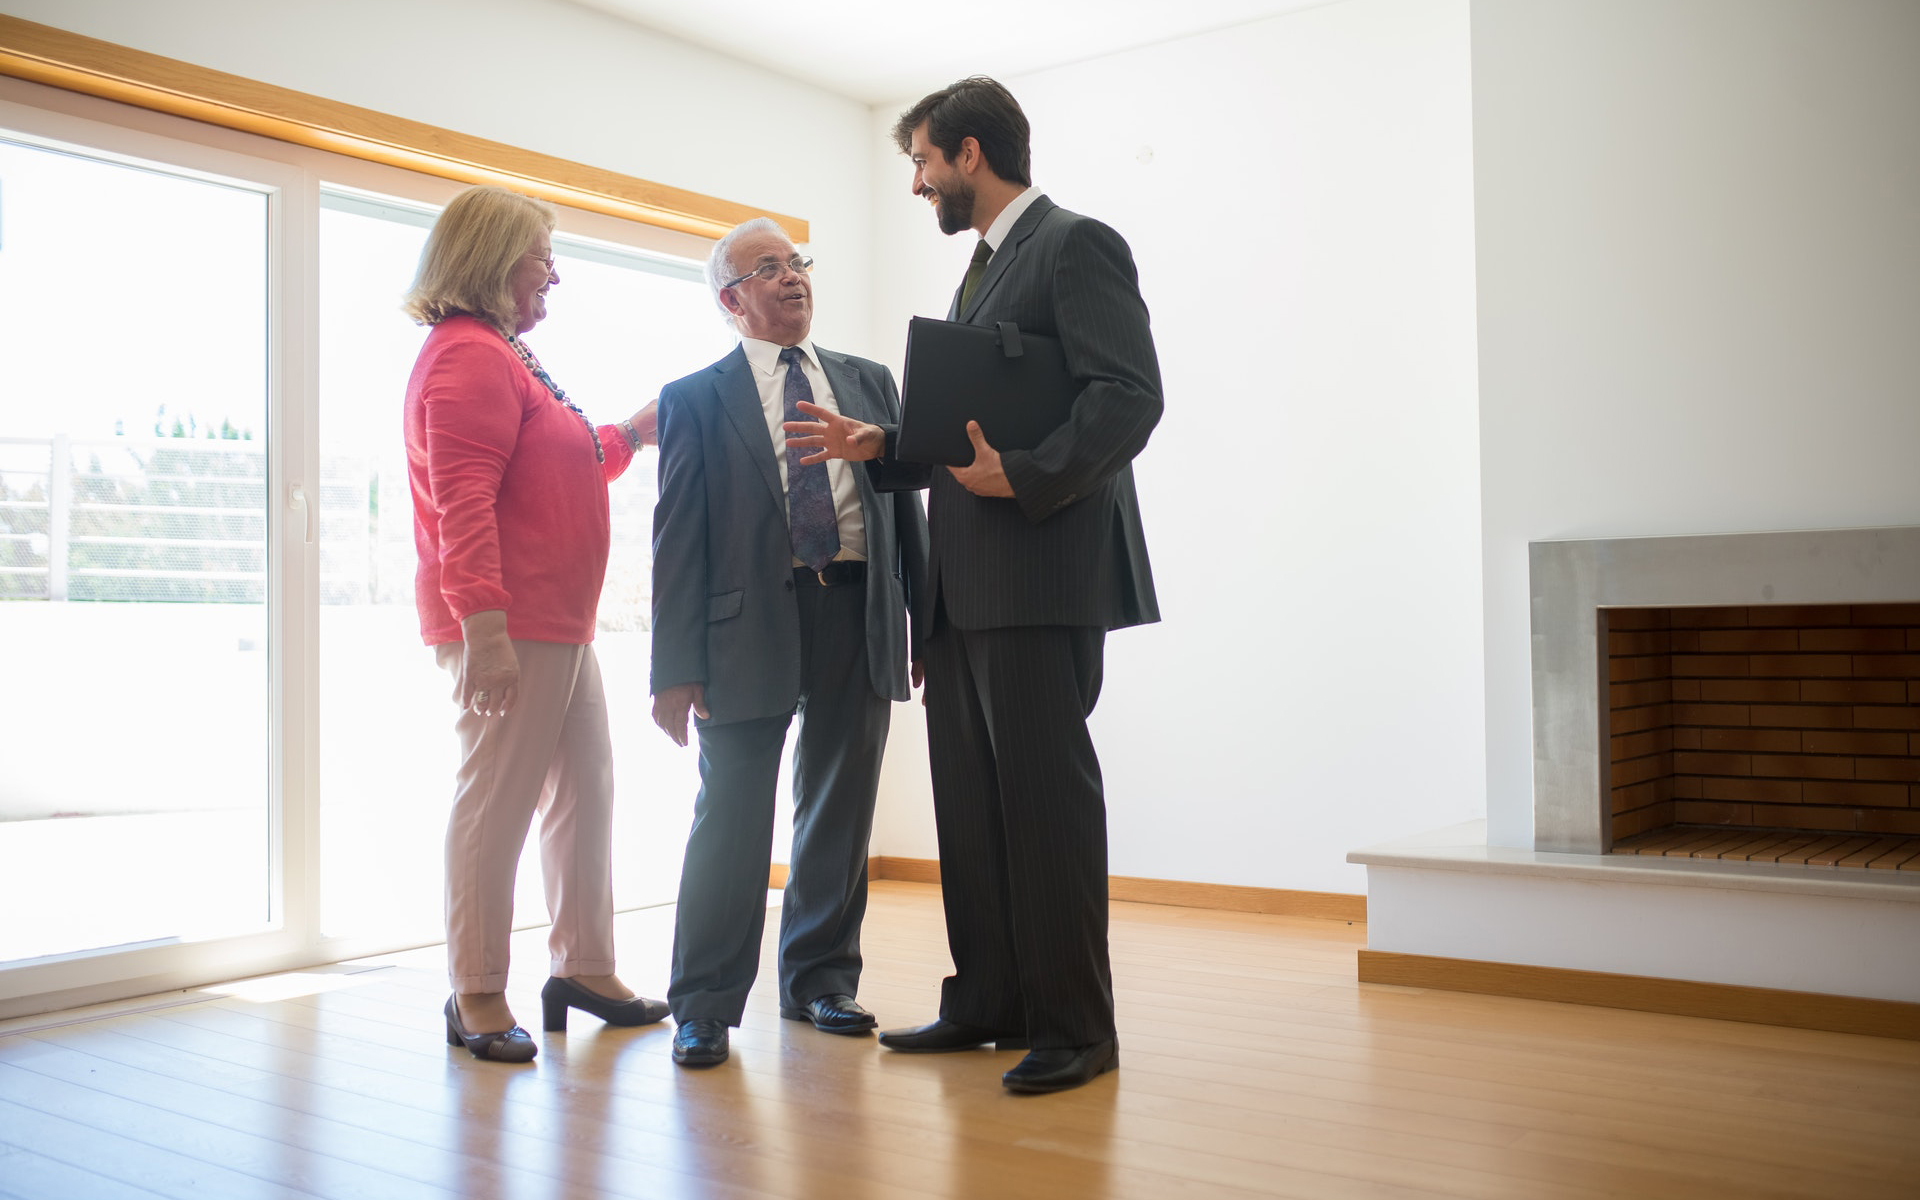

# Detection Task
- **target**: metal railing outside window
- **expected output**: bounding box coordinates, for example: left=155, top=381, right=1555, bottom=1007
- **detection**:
left=0, top=435, right=503, bottom=613
left=0, top=433, right=265, bottom=603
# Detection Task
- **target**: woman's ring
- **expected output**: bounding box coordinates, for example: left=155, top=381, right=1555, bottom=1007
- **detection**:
left=474, top=691, right=490, bottom=705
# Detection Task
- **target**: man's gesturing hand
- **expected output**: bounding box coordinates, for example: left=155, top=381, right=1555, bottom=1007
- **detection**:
left=652, top=682, right=709, bottom=747
left=784, top=399, right=884, bottom=464
left=948, top=421, right=1013, bottom=497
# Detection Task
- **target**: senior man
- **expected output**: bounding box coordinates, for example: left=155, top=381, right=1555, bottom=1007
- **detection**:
left=650, top=218, right=930, bottom=1068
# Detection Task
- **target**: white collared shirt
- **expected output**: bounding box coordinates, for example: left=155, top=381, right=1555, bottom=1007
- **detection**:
left=981, top=185, right=1044, bottom=254
left=739, top=336, right=866, bottom=561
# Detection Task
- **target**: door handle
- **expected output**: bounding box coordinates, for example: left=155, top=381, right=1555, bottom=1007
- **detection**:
left=288, top=484, right=315, bottom=545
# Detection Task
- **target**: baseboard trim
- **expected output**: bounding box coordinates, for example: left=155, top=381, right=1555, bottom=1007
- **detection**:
left=1357, top=950, right=1920, bottom=1041
left=832, top=857, right=1364, bottom=922
left=868, top=855, right=941, bottom=886
left=1108, top=874, right=1365, bottom=921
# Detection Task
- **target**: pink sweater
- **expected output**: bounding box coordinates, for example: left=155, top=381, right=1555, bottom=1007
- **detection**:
left=405, top=315, right=635, bottom=646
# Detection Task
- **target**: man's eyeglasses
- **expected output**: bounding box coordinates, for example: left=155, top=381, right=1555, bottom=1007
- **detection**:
left=723, top=255, right=814, bottom=289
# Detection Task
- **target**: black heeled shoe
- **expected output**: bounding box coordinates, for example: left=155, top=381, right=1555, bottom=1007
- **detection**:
left=541, top=976, right=670, bottom=1033
left=444, top=995, right=537, bottom=1063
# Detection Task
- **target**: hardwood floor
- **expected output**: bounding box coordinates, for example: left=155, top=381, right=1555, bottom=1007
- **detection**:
left=3, top=881, right=1917, bottom=1199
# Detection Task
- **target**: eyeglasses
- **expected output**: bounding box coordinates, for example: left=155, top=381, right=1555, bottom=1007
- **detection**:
left=723, top=255, right=814, bottom=289
left=525, top=251, right=556, bottom=273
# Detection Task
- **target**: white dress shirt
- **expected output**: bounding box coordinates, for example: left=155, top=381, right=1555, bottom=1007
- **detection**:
left=981, top=184, right=1044, bottom=254
left=739, top=336, right=866, bottom=561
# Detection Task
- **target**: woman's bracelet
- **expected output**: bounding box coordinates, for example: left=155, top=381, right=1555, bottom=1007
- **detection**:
left=618, top=419, right=643, bottom=452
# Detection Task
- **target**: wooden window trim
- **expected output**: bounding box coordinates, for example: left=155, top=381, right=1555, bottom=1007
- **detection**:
left=0, top=14, right=805, bottom=241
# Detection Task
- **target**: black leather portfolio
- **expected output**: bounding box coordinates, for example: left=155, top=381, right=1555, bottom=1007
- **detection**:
left=896, top=316, right=1075, bottom=466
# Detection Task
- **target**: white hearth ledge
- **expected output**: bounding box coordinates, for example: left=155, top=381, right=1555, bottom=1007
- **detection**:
left=1349, top=820, right=1920, bottom=904
left=1350, top=821, right=1920, bottom=1003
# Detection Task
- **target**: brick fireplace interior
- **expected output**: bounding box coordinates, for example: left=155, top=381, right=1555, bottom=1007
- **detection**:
left=1605, top=603, right=1920, bottom=869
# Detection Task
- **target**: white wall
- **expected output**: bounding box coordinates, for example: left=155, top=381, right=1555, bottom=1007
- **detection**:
left=1474, top=0, right=1920, bottom=848
left=0, top=0, right=878, bottom=353
left=866, top=0, right=1486, bottom=894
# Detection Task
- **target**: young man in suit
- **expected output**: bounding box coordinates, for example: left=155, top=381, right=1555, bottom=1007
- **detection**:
left=787, top=77, right=1162, bottom=1094
left=650, top=219, right=930, bottom=1068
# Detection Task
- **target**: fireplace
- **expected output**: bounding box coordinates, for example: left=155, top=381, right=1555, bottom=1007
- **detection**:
left=1603, top=603, right=1920, bottom=867
left=1350, top=525, right=1920, bottom=1021
left=1530, top=526, right=1920, bottom=861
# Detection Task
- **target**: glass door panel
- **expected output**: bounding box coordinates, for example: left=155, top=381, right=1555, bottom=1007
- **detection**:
left=0, top=137, right=270, bottom=963
left=313, top=196, right=447, bottom=942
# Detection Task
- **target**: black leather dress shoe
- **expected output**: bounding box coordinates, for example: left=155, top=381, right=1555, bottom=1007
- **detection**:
left=671, top=1018, right=730, bottom=1067
left=540, top=976, right=670, bottom=1033
left=877, top=1018, right=1029, bottom=1053
left=779, top=994, right=877, bottom=1035
left=444, top=995, right=537, bottom=1063
left=1002, top=1039, right=1118, bottom=1094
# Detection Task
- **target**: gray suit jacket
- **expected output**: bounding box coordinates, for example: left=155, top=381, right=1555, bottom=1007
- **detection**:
left=651, top=343, right=930, bottom=726
left=887, top=195, right=1161, bottom=631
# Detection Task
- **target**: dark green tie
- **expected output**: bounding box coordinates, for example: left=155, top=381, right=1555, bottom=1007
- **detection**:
left=959, top=239, right=993, bottom=311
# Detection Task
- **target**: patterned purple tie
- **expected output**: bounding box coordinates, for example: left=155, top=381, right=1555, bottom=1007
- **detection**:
left=781, top=347, right=840, bottom=572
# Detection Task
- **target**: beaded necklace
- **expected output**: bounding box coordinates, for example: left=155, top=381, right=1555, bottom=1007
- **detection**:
left=505, top=333, right=603, bottom=463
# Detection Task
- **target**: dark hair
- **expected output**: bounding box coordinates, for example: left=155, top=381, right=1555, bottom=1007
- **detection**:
left=891, top=76, right=1032, bottom=187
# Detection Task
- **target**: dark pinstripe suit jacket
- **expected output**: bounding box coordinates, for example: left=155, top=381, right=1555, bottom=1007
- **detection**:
left=907, top=194, right=1162, bottom=632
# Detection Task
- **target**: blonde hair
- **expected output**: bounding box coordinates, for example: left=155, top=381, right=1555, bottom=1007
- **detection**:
left=402, top=186, right=556, bottom=328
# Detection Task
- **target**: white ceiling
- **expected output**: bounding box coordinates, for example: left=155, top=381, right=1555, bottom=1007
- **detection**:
left=563, top=0, right=1337, bottom=105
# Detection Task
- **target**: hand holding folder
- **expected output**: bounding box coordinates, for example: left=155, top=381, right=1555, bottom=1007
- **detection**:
left=897, top=316, right=1075, bottom=466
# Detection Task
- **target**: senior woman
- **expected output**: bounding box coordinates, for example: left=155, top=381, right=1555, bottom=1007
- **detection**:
left=403, top=184, right=664, bottom=1062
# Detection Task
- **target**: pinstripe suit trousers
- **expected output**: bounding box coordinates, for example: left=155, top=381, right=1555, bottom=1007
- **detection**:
left=924, top=615, right=1115, bottom=1048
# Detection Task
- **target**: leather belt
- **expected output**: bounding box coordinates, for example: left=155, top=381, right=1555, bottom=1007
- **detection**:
left=794, top=561, right=866, bottom=587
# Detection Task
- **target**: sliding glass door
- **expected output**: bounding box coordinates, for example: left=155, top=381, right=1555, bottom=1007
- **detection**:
left=0, top=134, right=280, bottom=967
left=0, top=90, right=730, bottom=1019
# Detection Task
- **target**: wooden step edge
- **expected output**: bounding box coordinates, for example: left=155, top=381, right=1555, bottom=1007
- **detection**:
left=1357, top=949, right=1920, bottom=1041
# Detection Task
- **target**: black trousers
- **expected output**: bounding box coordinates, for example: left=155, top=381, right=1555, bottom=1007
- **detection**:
left=667, top=578, right=889, bottom=1025
left=923, top=615, right=1113, bottom=1049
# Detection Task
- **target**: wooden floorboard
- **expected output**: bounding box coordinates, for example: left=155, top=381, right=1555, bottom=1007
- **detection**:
left=3, top=881, right=1918, bottom=1199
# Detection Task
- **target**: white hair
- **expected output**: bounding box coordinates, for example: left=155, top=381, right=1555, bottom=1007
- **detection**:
left=705, top=217, right=792, bottom=327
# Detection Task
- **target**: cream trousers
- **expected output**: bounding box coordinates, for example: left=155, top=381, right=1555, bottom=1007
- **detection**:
left=435, top=639, right=617, bottom=992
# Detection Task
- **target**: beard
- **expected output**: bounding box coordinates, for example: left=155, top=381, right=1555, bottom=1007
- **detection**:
left=934, top=177, right=975, bottom=235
